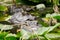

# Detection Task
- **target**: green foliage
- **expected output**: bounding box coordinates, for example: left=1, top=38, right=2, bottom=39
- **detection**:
left=53, top=0, right=59, bottom=5
left=29, top=0, right=41, bottom=3
left=0, top=32, right=8, bottom=40
left=0, top=5, right=7, bottom=11
left=46, top=13, right=60, bottom=20
left=5, top=33, right=17, bottom=40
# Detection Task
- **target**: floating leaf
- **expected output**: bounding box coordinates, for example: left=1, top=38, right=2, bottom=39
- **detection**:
left=20, top=29, right=31, bottom=40
left=52, top=13, right=60, bottom=20
left=37, top=27, right=49, bottom=35
left=0, top=24, right=13, bottom=31
left=45, top=33, right=60, bottom=40
left=5, top=33, right=17, bottom=40
left=5, top=33, right=17, bottom=37
left=46, top=13, right=60, bottom=20
left=37, top=23, right=60, bottom=35
left=47, top=23, right=60, bottom=33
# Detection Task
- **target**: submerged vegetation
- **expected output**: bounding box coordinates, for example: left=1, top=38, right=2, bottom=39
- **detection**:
left=0, top=0, right=60, bottom=40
